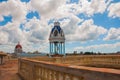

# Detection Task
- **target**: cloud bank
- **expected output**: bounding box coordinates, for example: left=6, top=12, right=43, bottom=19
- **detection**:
left=0, top=0, right=120, bottom=53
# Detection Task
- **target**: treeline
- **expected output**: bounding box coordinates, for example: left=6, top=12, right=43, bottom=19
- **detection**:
left=66, top=51, right=120, bottom=55
left=66, top=51, right=106, bottom=55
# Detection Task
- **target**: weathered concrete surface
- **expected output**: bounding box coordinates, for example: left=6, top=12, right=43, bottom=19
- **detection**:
left=69, top=65, right=120, bottom=80
left=0, top=60, right=21, bottom=80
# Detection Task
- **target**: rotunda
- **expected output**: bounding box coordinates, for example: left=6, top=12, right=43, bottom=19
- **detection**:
left=14, top=42, right=22, bottom=54
left=49, top=22, right=65, bottom=57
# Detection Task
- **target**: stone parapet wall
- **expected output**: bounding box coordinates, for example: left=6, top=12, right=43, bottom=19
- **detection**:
left=18, top=57, right=120, bottom=80
left=18, top=58, right=83, bottom=80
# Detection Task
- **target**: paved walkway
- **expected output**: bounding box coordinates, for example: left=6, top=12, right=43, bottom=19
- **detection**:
left=0, top=59, right=21, bottom=80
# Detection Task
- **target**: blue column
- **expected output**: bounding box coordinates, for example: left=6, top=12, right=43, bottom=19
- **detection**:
left=57, top=43, right=58, bottom=54
left=51, top=43, right=52, bottom=55
left=52, top=43, right=53, bottom=54
left=62, top=43, right=63, bottom=54
left=51, top=43, right=52, bottom=54
left=59, top=42, right=60, bottom=54
left=58, top=43, right=59, bottom=54
left=64, top=42, right=65, bottom=56
left=50, top=42, right=51, bottom=54
left=61, top=43, right=62, bottom=54
left=59, top=43, right=60, bottom=54
left=54, top=43, right=55, bottom=54
left=53, top=43, right=55, bottom=54
left=61, top=43, right=63, bottom=54
left=49, top=42, right=51, bottom=57
left=60, top=43, right=61, bottom=54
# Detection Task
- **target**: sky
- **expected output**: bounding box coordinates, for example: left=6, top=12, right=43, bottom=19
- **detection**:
left=0, top=0, right=120, bottom=53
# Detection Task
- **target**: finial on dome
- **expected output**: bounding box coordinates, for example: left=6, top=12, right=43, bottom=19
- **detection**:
left=54, top=19, right=58, bottom=22
left=18, top=41, right=20, bottom=44
left=54, top=22, right=60, bottom=26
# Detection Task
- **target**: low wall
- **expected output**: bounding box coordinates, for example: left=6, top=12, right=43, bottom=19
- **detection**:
left=18, top=58, right=84, bottom=80
left=30, top=55, right=120, bottom=69
left=18, top=56, right=120, bottom=80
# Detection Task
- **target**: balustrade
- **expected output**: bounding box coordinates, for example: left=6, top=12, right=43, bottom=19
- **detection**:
left=19, top=58, right=84, bottom=80
left=18, top=55, right=120, bottom=80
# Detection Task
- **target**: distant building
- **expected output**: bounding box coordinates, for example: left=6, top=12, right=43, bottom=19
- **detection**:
left=74, top=51, right=77, bottom=54
left=14, top=42, right=22, bottom=54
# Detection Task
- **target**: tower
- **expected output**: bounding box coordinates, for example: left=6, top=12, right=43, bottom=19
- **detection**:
left=14, top=42, right=22, bottom=54
left=49, top=22, right=65, bottom=57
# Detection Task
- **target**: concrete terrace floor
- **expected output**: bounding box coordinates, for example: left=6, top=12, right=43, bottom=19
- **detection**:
left=0, top=59, right=21, bottom=80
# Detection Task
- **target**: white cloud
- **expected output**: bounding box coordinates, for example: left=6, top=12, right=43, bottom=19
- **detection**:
left=66, top=0, right=111, bottom=16
left=0, top=16, right=3, bottom=21
left=74, top=42, right=120, bottom=53
left=30, top=0, right=66, bottom=20
left=0, top=45, right=14, bottom=53
left=0, top=22, right=27, bottom=44
left=90, top=0, right=110, bottom=14
left=0, top=19, right=50, bottom=53
left=64, top=19, right=107, bottom=41
left=0, top=0, right=28, bottom=23
left=63, top=15, right=83, bottom=34
left=23, top=17, right=50, bottom=43
left=0, top=0, right=119, bottom=53
left=104, top=27, right=120, bottom=40
left=0, top=31, right=9, bottom=44
left=0, top=42, right=49, bottom=53
left=108, top=2, right=120, bottom=18
left=22, top=42, right=49, bottom=53
left=29, top=0, right=111, bottom=21
left=52, top=0, right=111, bottom=17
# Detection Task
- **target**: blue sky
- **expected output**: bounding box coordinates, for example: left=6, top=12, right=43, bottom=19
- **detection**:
left=0, top=0, right=120, bottom=53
